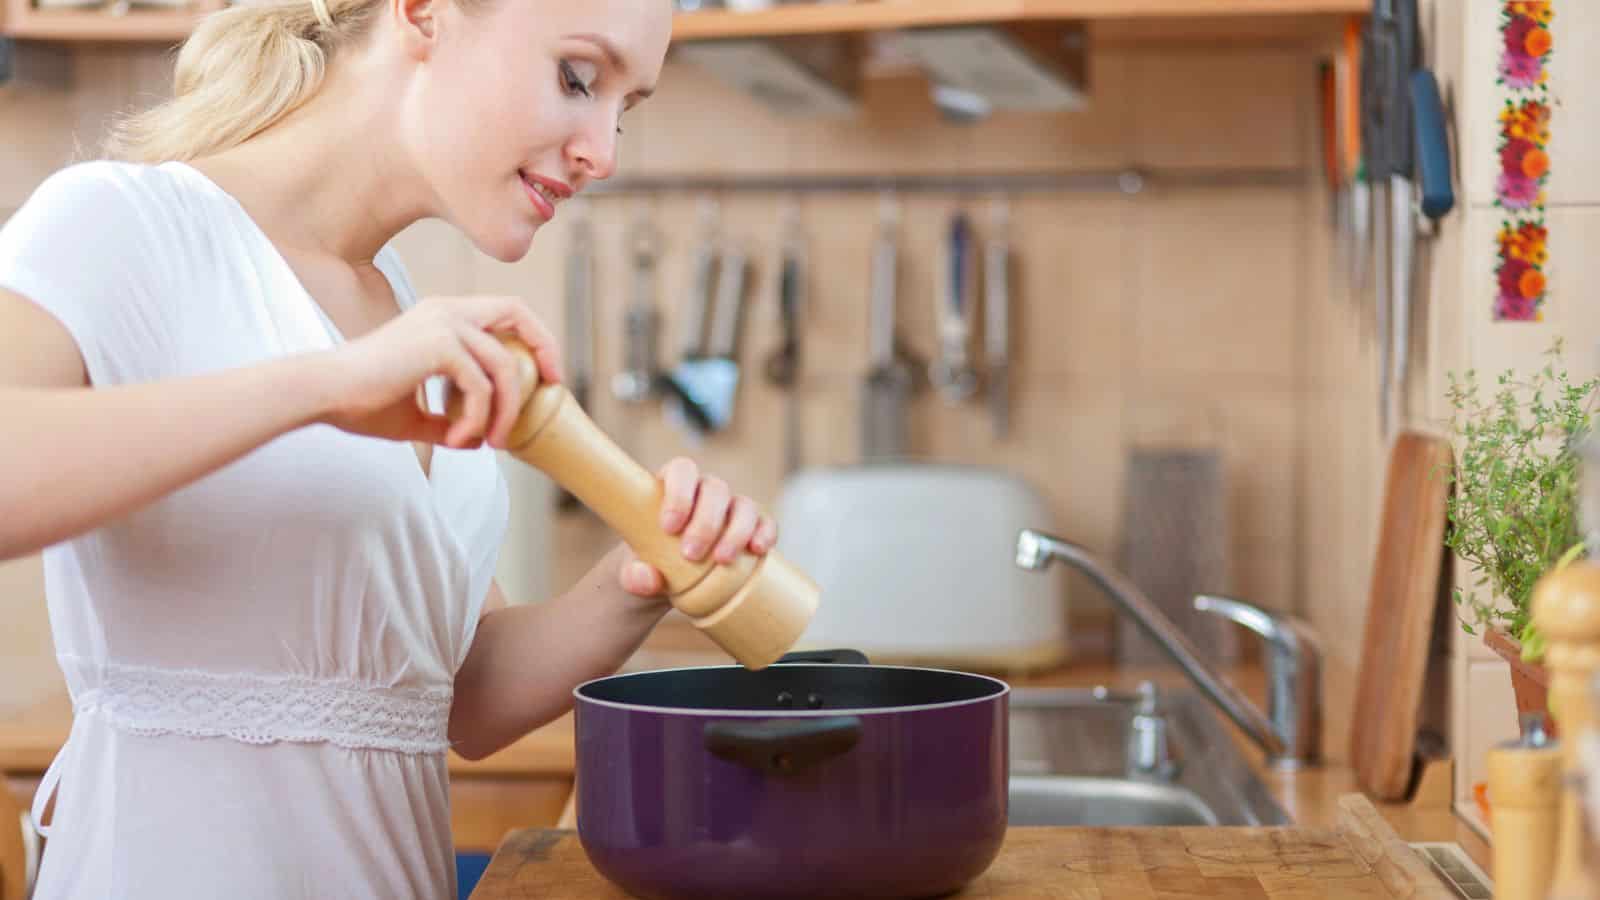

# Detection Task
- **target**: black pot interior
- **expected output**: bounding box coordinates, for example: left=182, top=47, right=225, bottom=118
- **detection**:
left=577, top=662, right=1005, bottom=713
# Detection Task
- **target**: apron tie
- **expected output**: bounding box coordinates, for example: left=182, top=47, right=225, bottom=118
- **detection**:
left=32, top=699, right=91, bottom=838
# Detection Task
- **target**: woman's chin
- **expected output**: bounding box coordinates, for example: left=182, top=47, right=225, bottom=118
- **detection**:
left=474, top=220, right=540, bottom=264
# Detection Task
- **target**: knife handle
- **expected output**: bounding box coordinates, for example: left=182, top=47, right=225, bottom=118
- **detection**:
left=1386, top=0, right=1420, bottom=177
left=448, top=334, right=819, bottom=670
left=1410, top=68, right=1455, bottom=221
left=1358, top=21, right=1388, bottom=182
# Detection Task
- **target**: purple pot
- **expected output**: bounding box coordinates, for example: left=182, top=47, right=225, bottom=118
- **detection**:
left=572, top=650, right=1010, bottom=900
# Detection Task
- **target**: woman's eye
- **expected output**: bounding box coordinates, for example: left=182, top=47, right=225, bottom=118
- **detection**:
left=560, top=61, right=593, bottom=98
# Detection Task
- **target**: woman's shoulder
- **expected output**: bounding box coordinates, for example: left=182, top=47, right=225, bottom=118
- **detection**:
left=26, top=158, right=187, bottom=206
left=17, top=159, right=219, bottom=241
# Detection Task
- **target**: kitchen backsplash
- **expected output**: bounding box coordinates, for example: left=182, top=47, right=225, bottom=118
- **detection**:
left=0, top=37, right=1382, bottom=762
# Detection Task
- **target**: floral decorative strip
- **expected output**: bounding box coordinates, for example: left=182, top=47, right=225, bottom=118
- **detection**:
left=1494, top=0, right=1554, bottom=322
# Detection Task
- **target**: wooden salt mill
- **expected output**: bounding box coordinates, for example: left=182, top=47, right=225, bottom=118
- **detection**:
left=447, top=335, right=820, bottom=670
left=1531, top=560, right=1600, bottom=899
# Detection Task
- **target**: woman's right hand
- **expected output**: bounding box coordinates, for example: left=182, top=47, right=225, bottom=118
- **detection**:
left=316, top=295, right=562, bottom=451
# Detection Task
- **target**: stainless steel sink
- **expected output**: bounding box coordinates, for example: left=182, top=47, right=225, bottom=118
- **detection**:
left=1005, top=684, right=1290, bottom=827
left=1009, top=776, right=1219, bottom=826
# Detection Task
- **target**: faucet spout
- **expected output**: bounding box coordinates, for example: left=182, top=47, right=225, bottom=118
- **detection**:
left=1015, top=528, right=1297, bottom=766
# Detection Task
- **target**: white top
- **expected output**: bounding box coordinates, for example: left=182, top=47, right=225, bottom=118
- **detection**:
left=0, top=160, right=510, bottom=899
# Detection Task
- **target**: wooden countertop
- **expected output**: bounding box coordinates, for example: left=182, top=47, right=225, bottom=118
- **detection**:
left=0, top=649, right=1490, bottom=871
left=472, top=794, right=1463, bottom=900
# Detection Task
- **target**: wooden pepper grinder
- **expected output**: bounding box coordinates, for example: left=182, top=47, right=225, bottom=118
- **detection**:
left=1531, top=561, right=1600, bottom=899
left=1488, top=712, right=1561, bottom=900
left=447, top=335, right=820, bottom=670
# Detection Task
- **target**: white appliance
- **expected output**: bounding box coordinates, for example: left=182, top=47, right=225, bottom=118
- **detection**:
left=775, top=464, right=1069, bottom=671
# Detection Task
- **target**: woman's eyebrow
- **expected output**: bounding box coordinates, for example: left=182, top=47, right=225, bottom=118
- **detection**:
left=565, top=31, right=656, bottom=99
left=566, top=32, right=628, bottom=74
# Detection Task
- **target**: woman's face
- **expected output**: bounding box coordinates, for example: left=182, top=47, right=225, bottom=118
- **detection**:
left=397, top=0, right=671, bottom=262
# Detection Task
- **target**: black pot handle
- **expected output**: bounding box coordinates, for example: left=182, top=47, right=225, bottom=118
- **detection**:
left=704, top=716, right=862, bottom=775
left=776, top=648, right=870, bottom=665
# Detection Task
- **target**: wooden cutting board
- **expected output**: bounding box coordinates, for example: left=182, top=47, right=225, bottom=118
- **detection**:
left=472, top=795, right=1456, bottom=899
left=1350, top=431, right=1454, bottom=801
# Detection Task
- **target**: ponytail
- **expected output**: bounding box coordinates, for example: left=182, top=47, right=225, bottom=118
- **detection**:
left=101, top=0, right=384, bottom=163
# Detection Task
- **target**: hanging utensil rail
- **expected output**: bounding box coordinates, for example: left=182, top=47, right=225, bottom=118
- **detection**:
left=582, top=166, right=1307, bottom=196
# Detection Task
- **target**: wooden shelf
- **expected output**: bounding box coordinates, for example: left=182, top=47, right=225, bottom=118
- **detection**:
left=1, top=0, right=219, bottom=42
left=671, top=0, right=1368, bottom=42
left=0, top=0, right=1365, bottom=46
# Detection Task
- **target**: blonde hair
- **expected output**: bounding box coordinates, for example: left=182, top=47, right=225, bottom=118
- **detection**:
left=102, top=0, right=388, bottom=163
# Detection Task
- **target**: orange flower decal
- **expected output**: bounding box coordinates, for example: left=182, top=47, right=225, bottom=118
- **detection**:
left=1520, top=268, right=1547, bottom=299
left=1526, top=26, right=1553, bottom=56
left=1522, top=147, right=1550, bottom=178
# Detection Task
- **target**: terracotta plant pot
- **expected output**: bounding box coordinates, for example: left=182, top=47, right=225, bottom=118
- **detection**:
left=1484, top=626, right=1555, bottom=737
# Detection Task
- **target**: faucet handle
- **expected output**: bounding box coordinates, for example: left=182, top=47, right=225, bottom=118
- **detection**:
left=1194, top=593, right=1323, bottom=768
left=1192, top=594, right=1319, bottom=659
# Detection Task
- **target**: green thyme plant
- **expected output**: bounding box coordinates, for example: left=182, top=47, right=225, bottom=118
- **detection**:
left=1443, top=338, right=1600, bottom=662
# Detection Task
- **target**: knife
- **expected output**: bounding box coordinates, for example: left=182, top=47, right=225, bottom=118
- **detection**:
left=1360, top=3, right=1393, bottom=440
left=1383, top=0, right=1419, bottom=438
left=1341, top=16, right=1369, bottom=324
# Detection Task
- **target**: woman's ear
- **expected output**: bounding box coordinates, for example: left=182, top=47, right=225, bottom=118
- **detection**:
left=392, top=0, right=442, bottom=59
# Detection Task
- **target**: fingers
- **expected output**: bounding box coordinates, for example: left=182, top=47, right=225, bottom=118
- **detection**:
left=505, top=304, right=564, bottom=388
left=713, top=496, right=761, bottom=564
left=657, top=457, right=700, bottom=534
left=435, top=331, right=494, bottom=449
left=750, top=515, right=778, bottom=555
left=453, top=323, right=526, bottom=449
left=680, top=476, right=730, bottom=562
left=619, top=555, right=665, bottom=597
left=457, top=295, right=564, bottom=387
left=654, top=456, right=776, bottom=565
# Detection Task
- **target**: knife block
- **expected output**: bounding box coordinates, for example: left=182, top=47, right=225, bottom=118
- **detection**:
left=448, top=336, right=819, bottom=670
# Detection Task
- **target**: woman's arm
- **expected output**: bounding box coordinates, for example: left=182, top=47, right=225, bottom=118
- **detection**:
left=0, top=289, right=343, bottom=558
left=447, top=554, right=669, bottom=761
left=0, top=287, right=560, bottom=561
left=447, top=458, right=779, bottom=761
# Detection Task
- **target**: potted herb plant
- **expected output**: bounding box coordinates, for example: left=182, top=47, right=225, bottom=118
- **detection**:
left=1443, top=338, right=1600, bottom=733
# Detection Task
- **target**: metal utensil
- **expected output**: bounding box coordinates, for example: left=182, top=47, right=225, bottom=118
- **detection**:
left=984, top=198, right=1011, bottom=439
left=861, top=192, right=911, bottom=462
left=697, top=239, right=750, bottom=431
left=765, top=201, right=805, bottom=477
left=660, top=202, right=722, bottom=434
left=612, top=214, right=662, bottom=405
left=931, top=210, right=978, bottom=404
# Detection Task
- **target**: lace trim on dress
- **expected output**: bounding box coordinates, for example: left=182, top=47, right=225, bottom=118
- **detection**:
left=72, top=659, right=453, bottom=754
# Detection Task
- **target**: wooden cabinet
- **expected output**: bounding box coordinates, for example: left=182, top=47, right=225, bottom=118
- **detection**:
left=7, top=769, right=573, bottom=861
left=450, top=774, right=573, bottom=853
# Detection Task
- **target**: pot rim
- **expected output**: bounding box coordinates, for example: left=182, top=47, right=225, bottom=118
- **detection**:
left=571, top=662, right=1011, bottom=718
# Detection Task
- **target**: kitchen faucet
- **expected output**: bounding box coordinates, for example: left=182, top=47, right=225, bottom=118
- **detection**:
left=1015, top=528, right=1322, bottom=770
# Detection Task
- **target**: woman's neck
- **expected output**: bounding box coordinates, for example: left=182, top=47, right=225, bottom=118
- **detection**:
left=187, top=61, right=430, bottom=267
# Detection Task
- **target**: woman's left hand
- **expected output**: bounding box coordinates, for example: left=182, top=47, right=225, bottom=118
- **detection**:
left=617, top=456, right=778, bottom=599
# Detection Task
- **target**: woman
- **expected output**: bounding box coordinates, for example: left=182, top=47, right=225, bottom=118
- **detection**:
left=0, top=0, right=774, bottom=896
